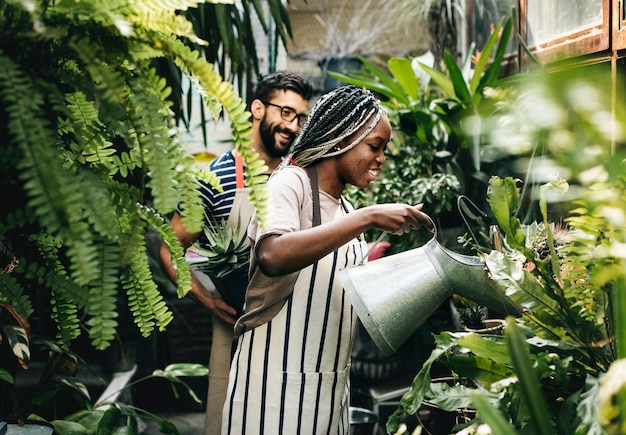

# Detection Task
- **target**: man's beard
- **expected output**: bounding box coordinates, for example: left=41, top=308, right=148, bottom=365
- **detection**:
left=259, top=117, right=293, bottom=158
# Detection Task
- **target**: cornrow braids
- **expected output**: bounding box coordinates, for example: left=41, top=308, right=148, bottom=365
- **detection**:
left=289, top=85, right=383, bottom=168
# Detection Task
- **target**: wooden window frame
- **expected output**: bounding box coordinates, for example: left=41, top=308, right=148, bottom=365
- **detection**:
left=518, top=0, right=610, bottom=65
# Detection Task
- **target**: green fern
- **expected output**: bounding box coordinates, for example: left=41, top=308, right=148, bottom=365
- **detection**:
left=157, top=34, right=270, bottom=227
left=84, top=241, right=121, bottom=350
left=121, top=248, right=174, bottom=336
left=138, top=204, right=193, bottom=298
left=0, top=274, right=34, bottom=320
left=0, top=0, right=268, bottom=353
left=34, top=234, right=82, bottom=348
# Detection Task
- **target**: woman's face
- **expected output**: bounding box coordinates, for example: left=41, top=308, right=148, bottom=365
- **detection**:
left=336, top=112, right=391, bottom=189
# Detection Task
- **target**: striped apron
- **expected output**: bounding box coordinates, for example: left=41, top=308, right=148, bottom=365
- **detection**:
left=205, top=150, right=254, bottom=435
left=222, top=193, right=367, bottom=434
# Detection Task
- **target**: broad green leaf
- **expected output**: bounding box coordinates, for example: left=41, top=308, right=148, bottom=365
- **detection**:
left=487, top=177, right=526, bottom=249
left=505, top=318, right=554, bottom=435
left=162, top=363, right=209, bottom=377
left=52, top=420, right=90, bottom=434
left=444, top=51, right=471, bottom=103
left=0, top=368, right=15, bottom=384
left=388, top=58, right=419, bottom=101
left=96, top=406, right=122, bottom=435
left=425, top=382, right=476, bottom=411
left=470, top=390, right=517, bottom=435
left=446, top=354, right=512, bottom=384
left=458, top=333, right=512, bottom=365
left=418, top=62, right=456, bottom=101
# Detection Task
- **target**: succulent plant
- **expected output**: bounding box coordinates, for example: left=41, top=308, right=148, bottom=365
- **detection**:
left=188, top=213, right=250, bottom=278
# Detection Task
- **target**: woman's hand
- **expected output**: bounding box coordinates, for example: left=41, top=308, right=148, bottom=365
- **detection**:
left=364, top=203, right=434, bottom=235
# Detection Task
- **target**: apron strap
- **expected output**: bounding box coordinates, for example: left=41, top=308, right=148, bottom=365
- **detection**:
left=233, top=150, right=245, bottom=189
left=305, top=166, right=321, bottom=227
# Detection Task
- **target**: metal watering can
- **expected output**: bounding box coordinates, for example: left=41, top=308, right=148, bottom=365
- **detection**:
left=340, top=214, right=522, bottom=356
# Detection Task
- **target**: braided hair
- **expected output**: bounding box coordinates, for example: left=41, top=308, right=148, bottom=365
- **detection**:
left=288, top=85, right=383, bottom=168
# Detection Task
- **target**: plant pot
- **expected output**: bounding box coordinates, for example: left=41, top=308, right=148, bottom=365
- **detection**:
left=464, top=318, right=506, bottom=335
left=208, top=261, right=249, bottom=317
left=318, top=56, right=362, bottom=91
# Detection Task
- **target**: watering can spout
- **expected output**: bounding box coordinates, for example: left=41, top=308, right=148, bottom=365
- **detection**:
left=340, top=221, right=522, bottom=356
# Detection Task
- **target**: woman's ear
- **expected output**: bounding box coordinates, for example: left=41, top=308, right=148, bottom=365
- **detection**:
left=250, top=99, right=265, bottom=120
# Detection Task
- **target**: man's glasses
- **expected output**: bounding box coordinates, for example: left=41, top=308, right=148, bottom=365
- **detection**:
left=261, top=101, right=307, bottom=127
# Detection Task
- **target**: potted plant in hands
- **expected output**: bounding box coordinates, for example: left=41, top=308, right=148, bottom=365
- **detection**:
left=187, top=214, right=251, bottom=317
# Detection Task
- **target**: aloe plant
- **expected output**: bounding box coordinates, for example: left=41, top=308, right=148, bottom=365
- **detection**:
left=188, top=214, right=250, bottom=278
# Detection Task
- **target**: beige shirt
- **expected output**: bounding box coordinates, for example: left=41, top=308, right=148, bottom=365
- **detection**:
left=234, top=165, right=353, bottom=335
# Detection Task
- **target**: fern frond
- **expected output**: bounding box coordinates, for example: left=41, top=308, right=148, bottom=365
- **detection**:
left=138, top=204, right=192, bottom=298
left=69, top=38, right=130, bottom=106
left=110, top=151, right=142, bottom=178
left=62, top=91, right=116, bottom=169
left=0, top=274, right=34, bottom=320
left=156, top=34, right=270, bottom=227
left=84, top=241, right=121, bottom=350
left=121, top=244, right=173, bottom=336
left=129, top=11, right=203, bottom=45
left=50, top=289, right=81, bottom=348
left=131, top=0, right=225, bottom=13
left=125, top=66, right=183, bottom=213
left=34, top=233, right=81, bottom=347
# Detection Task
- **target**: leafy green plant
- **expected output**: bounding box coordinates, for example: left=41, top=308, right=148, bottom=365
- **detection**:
left=387, top=174, right=621, bottom=434
left=382, top=16, right=626, bottom=435
left=188, top=214, right=250, bottom=278
left=51, top=362, right=209, bottom=434
left=332, top=17, right=513, bottom=252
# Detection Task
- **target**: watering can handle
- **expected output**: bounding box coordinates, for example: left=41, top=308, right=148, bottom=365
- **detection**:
left=360, top=213, right=437, bottom=265
left=424, top=214, right=437, bottom=237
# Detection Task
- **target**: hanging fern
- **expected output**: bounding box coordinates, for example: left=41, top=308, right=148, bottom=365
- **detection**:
left=138, top=204, right=192, bottom=298
left=121, top=244, right=174, bottom=336
left=0, top=0, right=268, bottom=354
left=157, top=34, right=270, bottom=227
left=83, top=241, right=121, bottom=350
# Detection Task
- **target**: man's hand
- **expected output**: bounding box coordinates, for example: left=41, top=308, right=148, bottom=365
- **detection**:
left=188, top=277, right=238, bottom=326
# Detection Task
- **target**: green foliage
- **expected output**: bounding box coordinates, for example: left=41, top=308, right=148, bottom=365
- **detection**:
left=0, top=0, right=265, bottom=358
left=333, top=17, right=514, bottom=252
left=189, top=214, right=250, bottom=277
left=50, top=363, right=208, bottom=434
left=388, top=169, right=624, bottom=434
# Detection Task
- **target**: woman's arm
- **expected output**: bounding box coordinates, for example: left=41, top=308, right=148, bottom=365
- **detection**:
left=256, top=203, right=432, bottom=276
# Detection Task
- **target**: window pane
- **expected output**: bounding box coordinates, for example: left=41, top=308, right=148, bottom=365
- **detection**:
left=474, top=0, right=517, bottom=52
left=526, top=0, right=603, bottom=46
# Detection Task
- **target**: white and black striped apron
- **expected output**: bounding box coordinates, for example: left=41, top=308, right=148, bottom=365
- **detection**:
left=222, top=168, right=367, bottom=434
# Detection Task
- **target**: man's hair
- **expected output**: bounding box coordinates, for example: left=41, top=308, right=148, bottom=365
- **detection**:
left=250, top=71, right=314, bottom=105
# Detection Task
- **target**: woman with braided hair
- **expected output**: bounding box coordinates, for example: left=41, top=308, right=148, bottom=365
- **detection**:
left=222, top=85, right=432, bottom=434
